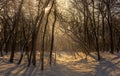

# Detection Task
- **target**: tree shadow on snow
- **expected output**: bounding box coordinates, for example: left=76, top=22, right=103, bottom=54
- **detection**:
left=5, top=63, right=27, bottom=76
left=37, top=63, right=94, bottom=76
left=95, top=55, right=120, bottom=76
left=2, top=53, right=120, bottom=76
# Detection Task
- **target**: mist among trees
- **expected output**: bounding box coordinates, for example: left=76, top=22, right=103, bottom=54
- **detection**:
left=0, top=0, right=120, bottom=76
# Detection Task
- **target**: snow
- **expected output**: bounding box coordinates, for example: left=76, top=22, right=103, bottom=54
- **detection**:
left=0, top=52, right=120, bottom=76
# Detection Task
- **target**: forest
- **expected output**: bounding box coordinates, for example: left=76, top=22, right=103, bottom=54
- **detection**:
left=0, top=0, right=120, bottom=76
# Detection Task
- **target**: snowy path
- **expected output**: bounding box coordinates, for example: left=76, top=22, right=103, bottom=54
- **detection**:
left=0, top=52, right=120, bottom=76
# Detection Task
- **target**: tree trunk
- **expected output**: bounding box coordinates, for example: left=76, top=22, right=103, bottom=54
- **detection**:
left=50, top=8, right=56, bottom=65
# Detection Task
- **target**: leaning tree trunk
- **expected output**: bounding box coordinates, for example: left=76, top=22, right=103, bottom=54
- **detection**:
left=50, top=7, right=56, bottom=65
left=40, top=0, right=54, bottom=70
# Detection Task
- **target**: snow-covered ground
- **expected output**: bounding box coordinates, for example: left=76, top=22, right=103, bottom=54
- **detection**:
left=0, top=52, right=120, bottom=76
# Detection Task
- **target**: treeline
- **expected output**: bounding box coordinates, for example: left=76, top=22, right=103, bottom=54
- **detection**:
left=57, top=0, right=120, bottom=60
left=0, top=0, right=57, bottom=70
left=0, top=0, right=120, bottom=71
